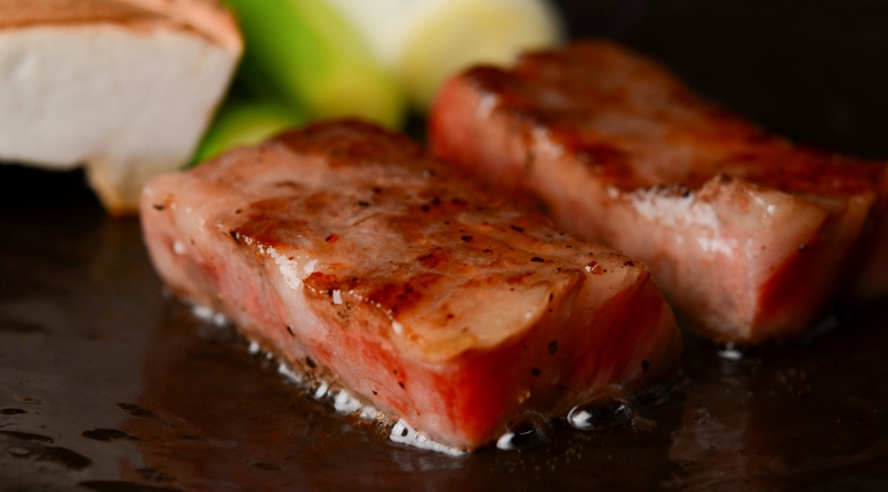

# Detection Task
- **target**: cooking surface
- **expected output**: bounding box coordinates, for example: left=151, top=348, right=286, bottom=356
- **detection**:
left=3, top=1, right=888, bottom=490
left=2, top=171, right=888, bottom=492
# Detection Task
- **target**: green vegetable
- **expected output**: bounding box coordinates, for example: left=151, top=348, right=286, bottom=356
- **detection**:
left=193, top=99, right=305, bottom=164
left=327, top=0, right=565, bottom=109
left=223, top=0, right=407, bottom=129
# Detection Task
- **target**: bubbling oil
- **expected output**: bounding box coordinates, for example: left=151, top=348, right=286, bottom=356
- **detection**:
left=203, top=306, right=664, bottom=455
left=567, top=397, right=633, bottom=432
left=496, top=415, right=548, bottom=451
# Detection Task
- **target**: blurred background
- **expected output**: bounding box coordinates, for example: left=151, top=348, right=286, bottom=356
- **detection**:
left=2, top=0, right=887, bottom=211
left=555, top=0, right=888, bottom=158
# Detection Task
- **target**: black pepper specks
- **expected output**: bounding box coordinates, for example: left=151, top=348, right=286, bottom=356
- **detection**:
left=286, top=326, right=294, bottom=337
left=641, top=359, right=650, bottom=373
left=398, top=381, right=405, bottom=389
left=305, top=357, right=316, bottom=369
left=152, top=204, right=166, bottom=211
left=357, top=201, right=370, bottom=207
left=531, top=368, right=541, bottom=377
left=531, top=257, right=544, bottom=263
left=461, top=236, right=474, bottom=243
left=548, top=340, right=559, bottom=355
left=511, top=225, right=524, bottom=232
left=799, top=244, right=808, bottom=252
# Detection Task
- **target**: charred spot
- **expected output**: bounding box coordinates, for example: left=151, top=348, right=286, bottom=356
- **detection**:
left=373, top=187, right=382, bottom=194
left=368, top=274, right=443, bottom=316
left=417, top=249, right=451, bottom=269
left=235, top=208, right=242, bottom=214
left=483, top=248, right=492, bottom=253
left=357, top=201, right=371, bottom=207
left=372, top=390, right=378, bottom=396
left=799, top=244, right=808, bottom=252
left=444, top=221, right=450, bottom=225
left=286, top=326, right=295, bottom=337
left=229, top=231, right=240, bottom=244
left=423, top=169, right=436, bottom=178
left=398, top=381, right=405, bottom=389
left=325, top=234, right=339, bottom=243
left=451, top=198, right=468, bottom=206
left=304, top=272, right=341, bottom=293
left=275, top=180, right=299, bottom=188
left=461, top=235, right=474, bottom=243
left=305, top=357, right=317, bottom=369
left=507, top=272, right=533, bottom=284
left=548, top=340, right=559, bottom=355
left=531, top=257, right=544, bottom=263
left=566, top=244, right=573, bottom=249
left=641, top=360, right=650, bottom=373
left=431, top=197, right=441, bottom=206
left=576, top=144, right=629, bottom=171
left=511, top=225, right=524, bottom=232
left=421, top=205, right=430, bottom=212
left=152, top=203, right=166, bottom=211
left=624, top=261, right=635, bottom=267
left=531, top=368, right=541, bottom=377
left=548, top=293, right=554, bottom=303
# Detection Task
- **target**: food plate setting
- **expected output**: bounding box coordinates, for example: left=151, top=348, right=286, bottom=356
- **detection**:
left=2, top=0, right=888, bottom=490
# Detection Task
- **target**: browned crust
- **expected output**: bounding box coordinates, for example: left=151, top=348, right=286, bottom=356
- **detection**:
left=0, top=0, right=241, bottom=52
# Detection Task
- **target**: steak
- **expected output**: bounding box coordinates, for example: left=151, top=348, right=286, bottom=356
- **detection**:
left=429, top=40, right=888, bottom=343
left=140, top=120, right=681, bottom=451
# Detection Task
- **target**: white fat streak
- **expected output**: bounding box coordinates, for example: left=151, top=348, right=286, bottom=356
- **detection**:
left=532, top=126, right=565, bottom=160
left=477, top=92, right=499, bottom=119
left=392, top=320, right=404, bottom=335
left=695, top=236, right=737, bottom=257
left=632, top=187, right=719, bottom=230
left=390, top=419, right=466, bottom=456
left=248, top=341, right=261, bottom=355
left=332, top=290, right=343, bottom=305
left=173, top=241, right=185, bottom=255
left=632, top=187, right=733, bottom=258
left=269, top=248, right=304, bottom=290
left=303, top=259, right=318, bottom=276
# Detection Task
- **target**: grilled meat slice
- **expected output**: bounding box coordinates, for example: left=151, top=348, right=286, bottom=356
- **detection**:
left=429, top=40, right=888, bottom=343
left=140, top=120, right=681, bottom=451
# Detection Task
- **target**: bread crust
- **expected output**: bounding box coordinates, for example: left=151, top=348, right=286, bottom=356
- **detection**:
left=0, top=0, right=241, bottom=51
